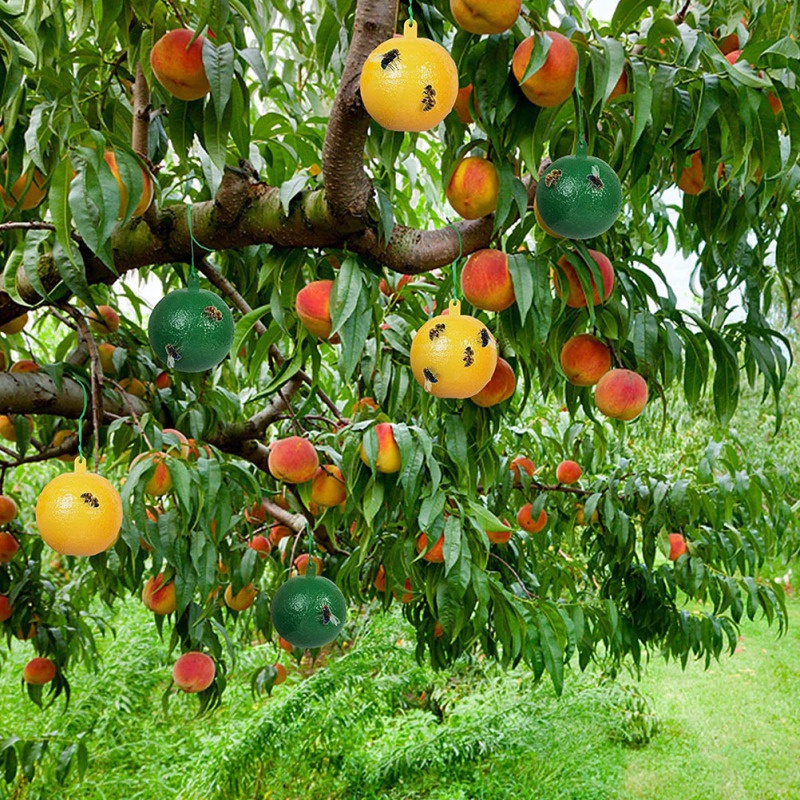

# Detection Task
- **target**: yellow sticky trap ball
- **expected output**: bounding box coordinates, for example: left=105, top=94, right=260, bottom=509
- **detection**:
left=410, top=300, right=498, bottom=398
left=359, top=19, right=459, bottom=132
left=35, top=457, right=123, bottom=556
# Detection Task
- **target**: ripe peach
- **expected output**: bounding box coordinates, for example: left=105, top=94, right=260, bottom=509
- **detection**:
left=248, top=535, right=272, bottom=556
left=446, top=156, right=500, bottom=220
left=575, top=504, right=599, bottom=525
left=150, top=29, right=212, bottom=102
left=555, top=250, right=615, bottom=308
left=374, top=565, right=387, bottom=592
left=311, top=465, right=347, bottom=507
left=0, top=495, right=17, bottom=524
left=517, top=503, right=547, bottom=533
left=97, top=343, right=118, bottom=374
left=0, top=161, right=47, bottom=211
left=0, top=416, right=15, bottom=441
left=555, top=459, right=582, bottom=484
left=154, top=370, right=172, bottom=390
left=594, top=369, right=649, bottom=421
left=453, top=84, right=476, bottom=124
left=278, top=636, right=294, bottom=653
left=9, top=360, right=39, bottom=373
left=142, top=574, right=177, bottom=614
left=173, top=651, right=216, bottom=693
left=359, top=423, right=402, bottom=473
left=379, top=274, right=412, bottom=299
left=460, top=249, right=516, bottom=312
left=668, top=532, right=689, bottom=560
left=144, top=456, right=173, bottom=496
left=718, top=18, right=746, bottom=55
left=23, top=657, right=56, bottom=685
left=470, top=357, right=516, bottom=407
left=292, top=553, right=324, bottom=576
left=161, top=428, right=191, bottom=459
left=88, top=304, right=120, bottom=333
left=450, top=0, right=521, bottom=34
left=0, top=313, right=28, bottom=335
left=273, top=663, right=288, bottom=685
left=509, top=455, right=535, bottom=486
left=268, top=436, right=319, bottom=484
left=512, top=31, right=578, bottom=108
left=559, top=334, right=612, bottom=387
left=433, top=621, right=445, bottom=638
left=295, top=280, right=334, bottom=339
left=120, top=377, right=147, bottom=399
left=0, top=531, right=19, bottom=563
left=0, top=594, right=12, bottom=622
left=416, top=532, right=445, bottom=563
left=675, top=150, right=706, bottom=195
left=392, top=578, right=414, bottom=604
left=103, top=151, right=153, bottom=218
left=607, top=69, right=628, bottom=101
left=269, top=523, right=294, bottom=547
left=224, top=583, right=257, bottom=611
left=51, top=430, right=77, bottom=462
left=486, top=518, right=512, bottom=544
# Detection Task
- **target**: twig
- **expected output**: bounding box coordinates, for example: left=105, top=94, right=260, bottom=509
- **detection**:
left=194, top=257, right=345, bottom=422
left=161, top=0, right=188, bottom=29
left=489, top=552, right=535, bottom=599
left=0, top=221, right=56, bottom=233
left=103, top=377, right=155, bottom=451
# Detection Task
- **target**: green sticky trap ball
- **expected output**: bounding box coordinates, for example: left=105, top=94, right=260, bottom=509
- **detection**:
left=535, top=148, right=622, bottom=240
left=148, top=283, right=234, bottom=373
left=271, top=572, right=347, bottom=649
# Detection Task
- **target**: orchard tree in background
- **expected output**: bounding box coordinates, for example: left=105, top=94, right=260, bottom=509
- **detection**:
left=1, top=0, right=799, bottom=783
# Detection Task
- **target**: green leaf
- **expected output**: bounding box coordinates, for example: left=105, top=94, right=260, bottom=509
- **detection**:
left=629, top=59, right=652, bottom=150
left=611, top=0, right=656, bottom=36
left=278, top=173, right=309, bottom=216
left=202, top=40, right=235, bottom=122
left=507, top=253, right=534, bottom=325
left=519, top=32, right=552, bottom=85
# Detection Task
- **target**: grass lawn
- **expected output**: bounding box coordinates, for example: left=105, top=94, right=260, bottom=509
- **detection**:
left=1, top=592, right=798, bottom=800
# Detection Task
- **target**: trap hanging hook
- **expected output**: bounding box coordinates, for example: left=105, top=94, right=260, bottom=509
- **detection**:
left=76, top=379, right=88, bottom=463
left=446, top=222, right=464, bottom=301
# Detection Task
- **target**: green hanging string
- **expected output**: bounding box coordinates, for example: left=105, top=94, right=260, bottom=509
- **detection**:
left=76, top=379, right=88, bottom=462
left=446, top=222, right=463, bottom=301
left=186, top=202, right=214, bottom=286
left=574, top=57, right=586, bottom=156
left=407, top=0, right=414, bottom=25
left=306, top=521, right=316, bottom=576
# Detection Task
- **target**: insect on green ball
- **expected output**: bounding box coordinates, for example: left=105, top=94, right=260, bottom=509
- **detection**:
left=535, top=150, right=623, bottom=240
left=271, top=571, right=347, bottom=650
left=148, top=284, right=235, bottom=373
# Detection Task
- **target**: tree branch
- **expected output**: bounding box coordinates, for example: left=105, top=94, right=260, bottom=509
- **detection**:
left=0, top=373, right=147, bottom=418
left=322, top=0, right=399, bottom=219
left=348, top=217, right=494, bottom=273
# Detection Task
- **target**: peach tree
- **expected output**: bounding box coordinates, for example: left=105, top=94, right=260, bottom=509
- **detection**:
left=0, top=0, right=799, bottom=784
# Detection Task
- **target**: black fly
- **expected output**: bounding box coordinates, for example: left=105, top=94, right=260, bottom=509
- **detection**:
left=587, top=166, right=604, bottom=190
left=165, top=343, right=181, bottom=368
left=81, top=492, right=100, bottom=508
left=421, top=84, right=437, bottom=111
left=479, top=328, right=490, bottom=348
left=320, top=605, right=340, bottom=626
left=429, top=322, right=446, bottom=340
left=463, top=346, right=475, bottom=367
left=381, top=48, right=401, bottom=71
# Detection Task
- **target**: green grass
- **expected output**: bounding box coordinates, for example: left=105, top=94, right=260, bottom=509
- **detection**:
left=3, top=591, right=799, bottom=800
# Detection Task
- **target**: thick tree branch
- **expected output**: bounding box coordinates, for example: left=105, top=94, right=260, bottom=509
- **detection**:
left=322, top=0, right=399, bottom=219
left=0, top=373, right=146, bottom=418
left=348, top=217, right=494, bottom=273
